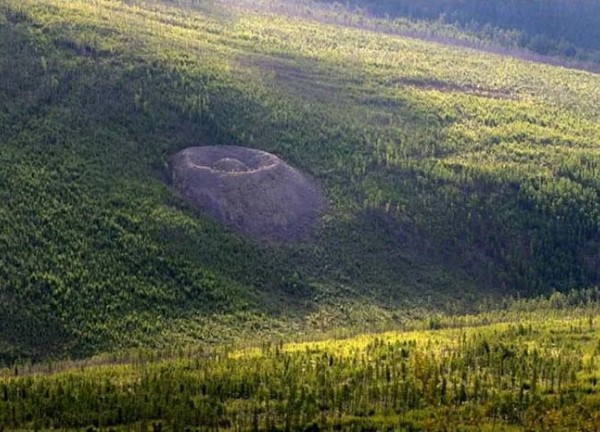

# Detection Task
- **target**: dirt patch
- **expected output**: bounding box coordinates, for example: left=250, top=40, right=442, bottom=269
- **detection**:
left=170, top=146, right=324, bottom=243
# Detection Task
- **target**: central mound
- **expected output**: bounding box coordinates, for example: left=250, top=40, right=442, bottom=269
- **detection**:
left=170, top=146, right=323, bottom=243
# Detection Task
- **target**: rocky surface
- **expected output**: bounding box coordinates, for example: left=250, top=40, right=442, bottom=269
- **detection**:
left=170, top=146, right=324, bottom=243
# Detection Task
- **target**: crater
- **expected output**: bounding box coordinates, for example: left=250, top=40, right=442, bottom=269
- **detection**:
left=170, top=146, right=324, bottom=243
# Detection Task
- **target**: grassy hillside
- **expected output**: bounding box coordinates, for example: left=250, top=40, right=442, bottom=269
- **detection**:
left=1, top=0, right=600, bottom=362
left=323, top=0, right=600, bottom=64
left=2, top=291, right=600, bottom=430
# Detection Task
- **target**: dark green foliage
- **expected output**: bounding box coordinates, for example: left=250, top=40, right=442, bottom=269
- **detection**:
left=2, top=297, right=600, bottom=430
left=1, top=0, right=600, bottom=363
left=323, top=0, right=600, bottom=63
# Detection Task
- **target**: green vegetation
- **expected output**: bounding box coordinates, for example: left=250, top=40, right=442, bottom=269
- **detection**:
left=3, top=0, right=600, bottom=428
left=325, top=0, right=600, bottom=64
left=2, top=0, right=600, bottom=364
left=3, top=291, right=600, bottom=430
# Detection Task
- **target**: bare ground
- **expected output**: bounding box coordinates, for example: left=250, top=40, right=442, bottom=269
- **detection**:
left=170, top=146, right=324, bottom=244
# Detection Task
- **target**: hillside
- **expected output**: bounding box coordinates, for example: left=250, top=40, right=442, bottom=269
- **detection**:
left=323, top=0, right=600, bottom=64
left=1, top=0, right=600, bottom=363
left=3, top=292, right=600, bottom=430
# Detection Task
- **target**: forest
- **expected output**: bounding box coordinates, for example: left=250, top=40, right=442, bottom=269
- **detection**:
left=3, top=291, right=600, bottom=430
left=2, top=0, right=600, bottom=427
left=321, top=0, right=600, bottom=63
left=0, top=0, right=600, bottom=426
left=1, top=0, right=600, bottom=362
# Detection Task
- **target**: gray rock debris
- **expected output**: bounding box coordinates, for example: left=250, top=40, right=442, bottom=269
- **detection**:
left=170, top=146, right=323, bottom=243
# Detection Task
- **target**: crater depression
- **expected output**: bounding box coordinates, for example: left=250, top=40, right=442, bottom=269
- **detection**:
left=170, top=146, right=324, bottom=243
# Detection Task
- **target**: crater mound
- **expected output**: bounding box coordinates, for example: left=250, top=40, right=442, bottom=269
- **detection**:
left=170, top=146, right=323, bottom=243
